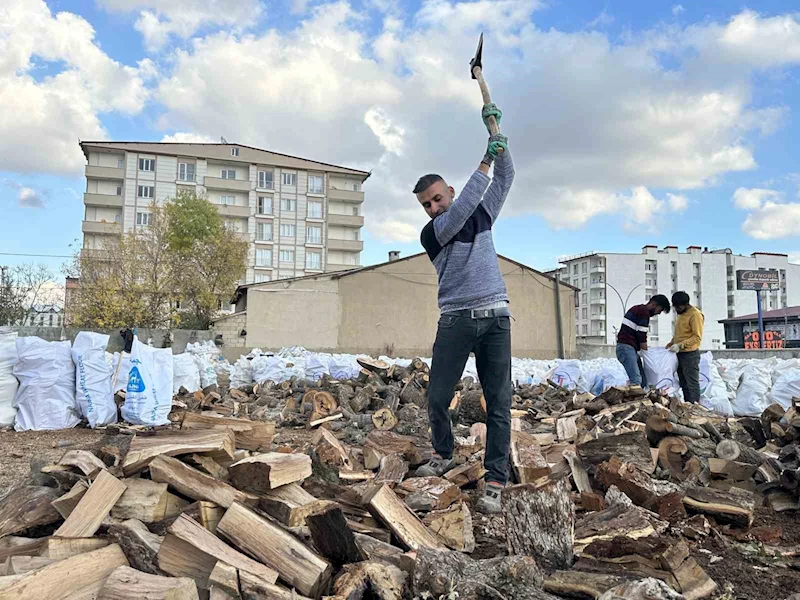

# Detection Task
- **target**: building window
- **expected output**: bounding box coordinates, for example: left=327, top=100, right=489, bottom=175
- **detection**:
left=353, top=182, right=361, bottom=191
left=582, top=293, right=587, bottom=305
left=116, top=185, right=122, bottom=195
left=572, top=265, right=578, bottom=274
left=258, top=170, right=274, bottom=189
left=257, top=196, right=272, bottom=215
left=256, top=248, right=272, bottom=266
left=309, top=175, right=324, bottom=194
left=352, top=206, right=359, bottom=216
left=282, top=173, right=297, bottom=186
left=136, top=212, right=150, bottom=226
left=138, top=158, right=154, bottom=171
left=178, top=163, right=195, bottom=182
left=352, top=229, right=360, bottom=241
left=306, top=252, right=322, bottom=270
left=582, top=262, right=587, bottom=274
left=280, top=249, right=295, bottom=263
left=281, top=198, right=296, bottom=212
left=49, top=314, right=53, bottom=326
left=582, top=325, right=587, bottom=335
left=582, top=308, right=587, bottom=319
left=582, top=277, right=587, bottom=288
left=221, top=169, right=236, bottom=179
left=255, top=273, right=271, bottom=283
left=114, top=214, right=120, bottom=223
left=137, top=185, right=154, bottom=198
left=256, top=222, right=272, bottom=241
left=219, top=195, right=235, bottom=205
left=280, top=223, right=296, bottom=238
left=231, top=147, right=240, bottom=157
left=117, top=158, right=124, bottom=168
left=306, top=225, right=322, bottom=244
left=307, top=201, right=323, bottom=219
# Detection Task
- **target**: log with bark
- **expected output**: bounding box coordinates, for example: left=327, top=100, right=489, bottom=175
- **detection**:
left=595, top=457, right=657, bottom=508
left=422, top=502, right=475, bottom=553
left=98, top=565, right=199, bottom=600
left=107, top=519, right=164, bottom=575
left=374, top=453, right=409, bottom=486
left=111, top=478, right=188, bottom=522
left=149, top=455, right=257, bottom=508
left=122, top=430, right=236, bottom=475
left=0, top=486, right=61, bottom=537
left=364, top=485, right=446, bottom=551
left=229, top=452, right=312, bottom=492
left=180, top=413, right=275, bottom=451
left=332, top=561, right=406, bottom=600
left=715, top=439, right=766, bottom=466
left=682, top=486, right=755, bottom=527
left=258, top=482, right=319, bottom=527
left=312, top=427, right=354, bottom=471
left=305, top=501, right=366, bottom=567
left=58, top=449, right=108, bottom=477
left=54, top=470, right=127, bottom=538
left=396, top=476, right=461, bottom=512
left=512, top=431, right=551, bottom=484
left=365, top=431, right=423, bottom=466
left=577, top=431, right=656, bottom=475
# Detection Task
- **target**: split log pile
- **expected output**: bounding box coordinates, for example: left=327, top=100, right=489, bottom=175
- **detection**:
left=2, top=359, right=800, bottom=600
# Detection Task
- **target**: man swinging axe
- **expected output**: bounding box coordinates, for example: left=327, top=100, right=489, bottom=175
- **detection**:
left=412, top=33, right=514, bottom=514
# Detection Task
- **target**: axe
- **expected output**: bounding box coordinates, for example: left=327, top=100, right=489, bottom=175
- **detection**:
left=470, top=32, right=503, bottom=147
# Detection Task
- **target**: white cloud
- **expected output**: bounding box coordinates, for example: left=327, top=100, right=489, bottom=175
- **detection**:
left=672, top=5, right=685, bottom=16
left=667, top=193, right=689, bottom=212
left=0, top=0, right=150, bottom=174
left=364, top=107, right=406, bottom=156
left=789, top=252, right=800, bottom=265
left=734, top=187, right=800, bottom=239
left=733, top=187, right=782, bottom=210
left=96, top=0, right=264, bottom=51
left=18, top=187, right=44, bottom=208
left=160, top=132, right=217, bottom=143
left=588, top=11, right=614, bottom=29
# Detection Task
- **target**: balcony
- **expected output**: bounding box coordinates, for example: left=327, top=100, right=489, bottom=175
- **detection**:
left=328, top=239, right=363, bottom=252
left=590, top=297, right=606, bottom=305
left=590, top=314, right=606, bottom=321
left=216, top=204, right=250, bottom=218
left=84, top=193, right=123, bottom=208
left=233, top=232, right=250, bottom=242
left=82, top=221, right=121, bottom=235
left=589, top=280, right=605, bottom=289
left=328, top=187, right=364, bottom=203
left=590, top=265, right=605, bottom=273
left=204, top=176, right=251, bottom=192
left=85, top=165, right=124, bottom=180
left=328, top=214, right=364, bottom=227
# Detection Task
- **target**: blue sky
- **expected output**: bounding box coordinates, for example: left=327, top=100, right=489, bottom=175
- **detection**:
left=4, top=0, right=800, bottom=285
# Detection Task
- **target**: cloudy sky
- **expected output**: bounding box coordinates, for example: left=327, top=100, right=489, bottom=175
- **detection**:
left=3, top=0, right=800, bottom=277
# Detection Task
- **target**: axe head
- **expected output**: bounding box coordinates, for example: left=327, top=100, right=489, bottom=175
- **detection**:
left=469, top=32, right=483, bottom=79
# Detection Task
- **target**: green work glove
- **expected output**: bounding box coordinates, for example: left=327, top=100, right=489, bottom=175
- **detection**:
left=482, top=103, right=502, bottom=133
left=482, top=133, right=508, bottom=166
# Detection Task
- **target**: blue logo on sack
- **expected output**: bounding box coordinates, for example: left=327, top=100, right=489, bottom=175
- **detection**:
left=127, top=367, right=146, bottom=392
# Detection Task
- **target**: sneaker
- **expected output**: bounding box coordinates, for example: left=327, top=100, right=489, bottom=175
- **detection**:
left=414, top=455, right=456, bottom=477
left=475, top=482, right=503, bottom=514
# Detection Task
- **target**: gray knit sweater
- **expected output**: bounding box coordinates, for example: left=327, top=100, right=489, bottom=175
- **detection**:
left=420, top=151, right=515, bottom=313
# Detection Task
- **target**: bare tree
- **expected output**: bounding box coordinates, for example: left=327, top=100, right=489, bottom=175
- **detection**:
left=0, top=263, right=57, bottom=326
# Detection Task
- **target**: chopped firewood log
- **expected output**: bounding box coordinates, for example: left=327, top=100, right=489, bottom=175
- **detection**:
left=364, top=485, right=446, bottom=551
left=457, top=390, right=486, bottom=426
left=396, top=476, right=461, bottom=512
left=365, top=431, right=423, bottom=465
left=209, top=588, right=235, bottom=600
left=122, top=430, right=236, bottom=475
left=374, top=454, right=409, bottom=486
left=544, top=571, right=631, bottom=598
left=658, top=437, right=689, bottom=481
left=767, top=491, right=800, bottom=512
left=653, top=492, right=688, bottom=524
left=364, top=446, right=385, bottom=470
left=187, top=454, right=229, bottom=480
left=423, top=502, right=475, bottom=553
left=762, top=403, right=786, bottom=430
left=158, top=513, right=279, bottom=589
left=357, top=357, right=391, bottom=379
left=595, top=457, right=657, bottom=508
left=581, top=491, right=606, bottom=512
left=238, top=570, right=314, bottom=600
left=715, top=439, right=765, bottom=466
left=412, top=548, right=556, bottom=600
left=305, top=502, right=366, bottom=567
left=58, top=449, right=107, bottom=477
left=372, top=407, right=398, bottom=431
left=577, top=431, right=656, bottom=474
left=682, top=486, right=755, bottom=527
left=503, top=476, right=574, bottom=571
left=339, top=470, right=375, bottom=482
left=111, top=478, right=188, bottom=522
left=207, top=562, right=238, bottom=597
left=199, top=502, right=225, bottom=534
left=51, top=480, right=89, bottom=519
left=0, top=543, right=128, bottom=600
left=354, top=534, right=415, bottom=573
left=742, top=417, right=768, bottom=449
left=150, top=455, right=257, bottom=508
left=0, top=486, right=61, bottom=537
left=107, top=519, right=163, bottom=575
left=647, top=415, right=704, bottom=440
left=673, top=557, right=718, bottom=599
left=707, top=458, right=758, bottom=482
left=308, top=413, right=343, bottom=428
left=557, top=415, right=579, bottom=441
left=511, top=431, right=551, bottom=484
left=0, top=538, right=46, bottom=563
left=311, top=427, right=354, bottom=471
left=54, top=470, right=126, bottom=538
left=98, top=565, right=199, bottom=600
left=600, top=578, right=685, bottom=600
left=444, top=459, right=486, bottom=488
left=348, top=519, right=392, bottom=544
left=216, top=502, right=331, bottom=598
left=229, top=452, right=311, bottom=493
left=41, top=537, right=110, bottom=559
left=2, top=556, right=56, bottom=576
left=399, top=380, right=425, bottom=407
left=258, top=483, right=319, bottom=527
left=332, top=561, right=406, bottom=600
left=565, top=450, right=592, bottom=493
left=574, top=504, right=666, bottom=552
left=312, top=390, right=338, bottom=416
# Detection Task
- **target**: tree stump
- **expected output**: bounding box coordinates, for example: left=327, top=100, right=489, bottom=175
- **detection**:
left=502, top=476, right=575, bottom=572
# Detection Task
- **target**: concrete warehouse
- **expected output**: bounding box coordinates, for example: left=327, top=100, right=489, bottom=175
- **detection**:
left=214, top=253, right=577, bottom=360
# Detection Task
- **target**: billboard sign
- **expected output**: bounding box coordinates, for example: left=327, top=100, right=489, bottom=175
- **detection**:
left=736, top=269, right=780, bottom=291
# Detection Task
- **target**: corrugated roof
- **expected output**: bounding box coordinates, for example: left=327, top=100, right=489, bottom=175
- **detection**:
left=720, top=306, right=800, bottom=323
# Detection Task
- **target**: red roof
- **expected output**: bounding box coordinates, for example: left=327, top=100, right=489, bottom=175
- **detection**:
left=720, top=306, right=800, bottom=323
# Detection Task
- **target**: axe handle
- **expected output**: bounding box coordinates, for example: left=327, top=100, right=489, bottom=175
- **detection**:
left=472, top=66, right=503, bottom=151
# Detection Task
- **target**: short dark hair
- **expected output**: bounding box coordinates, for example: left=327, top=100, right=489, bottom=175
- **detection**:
left=413, top=174, right=444, bottom=194
left=672, top=291, right=690, bottom=307
left=649, top=294, right=671, bottom=313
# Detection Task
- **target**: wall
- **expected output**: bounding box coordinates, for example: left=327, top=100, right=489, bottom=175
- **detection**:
left=10, top=327, right=214, bottom=354
left=577, top=343, right=800, bottom=361
left=213, top=312, right=247, bottom=350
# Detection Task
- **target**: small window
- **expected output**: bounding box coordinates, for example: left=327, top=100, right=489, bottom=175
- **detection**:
left=256, top=222, right=272, bottom=241
left=582, top=308, right=587, bottom=319
left=281, top=198, right=296, bottom=212
left=231, top=147, right=240, bottom=156
left=116, top=185, right=122, bottom=195
left=352, top=206, right=359, bottom=216
left=221, top=169, right=236, bottom=179
left=137, top=185, right=154, bottom=198
left=138, top=158, right=154, bottom=171
left=255, top=273, right=271, bottom=283
left=282, top=173, right=297, bottom=186
left=257, top=196, right=272, bottom=215
left=582, top=277, right=587, bottom=288
left=136, top=212, right=150, bottom=226
left=256, top=248, right=272, bottom=266
left=306, top=252, right=322, bottom=270
left=114, top=214, right=120, bottom=223
left=280, top=249, right=295, bottom=262
left=307, top=201, right=323, bottom=219
left=306, top=225, right=322, bottom=244
left=308, top=175, right=324, bottom=194
left=582, top=324, right=588, bottom=335
left=353, top=182, right=361, bottom=191
left=280, top=223, right=296, bottom=238
left=582, top=293, right=587, bottom=305
left=178, top=163, right=195, bottom=182
left=117, top=158, right=124, bottom=168
left=352, top=229, right=360, bottom=241
left=219, top=195, right=235, bottom=205
left=258, top=170, right=273, bottom=189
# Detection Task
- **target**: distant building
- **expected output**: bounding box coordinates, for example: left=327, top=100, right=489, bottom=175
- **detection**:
left=20, top=305, right=64, bottom=328
left=720, top=306, right=800, bottom=349
left=547, top=246, right=800, bottom=350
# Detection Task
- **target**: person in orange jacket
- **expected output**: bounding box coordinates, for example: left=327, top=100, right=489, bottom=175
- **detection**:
left=667, top=291, right=705, bottom=403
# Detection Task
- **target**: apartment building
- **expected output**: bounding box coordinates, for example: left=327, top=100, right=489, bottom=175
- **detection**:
left=549, top=246, right=800, bottom=350
left=79, top=141, right=369, bottom=283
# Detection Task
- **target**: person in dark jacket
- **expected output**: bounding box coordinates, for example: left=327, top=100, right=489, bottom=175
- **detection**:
left=616, top=295, right=670, bottom=386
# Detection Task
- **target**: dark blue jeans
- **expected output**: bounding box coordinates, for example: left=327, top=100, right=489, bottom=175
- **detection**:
left=427, top=313, right=512, bottom=484
left=616, top=343, right=646, bottom=387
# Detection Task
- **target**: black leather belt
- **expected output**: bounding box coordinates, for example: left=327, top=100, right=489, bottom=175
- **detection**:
left=445, top=307, right=511, bottom=319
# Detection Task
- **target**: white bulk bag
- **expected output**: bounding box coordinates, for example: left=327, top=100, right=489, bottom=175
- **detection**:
left=252, top=356, right=289, bottom=383
left=0, top=329, right=19, bottom=426
left=111, top=351, right=133, bottom=393
left=173, top=353, right=201, bottom=394
left=640, top=348, right=679, bottom=393
left=13, top=338, right=79, bottom=431
left=699, top=353, right=734, bottom=416
left=121, top=337, right=173, bottom=426
left=769, top=367, right=800, bottom=410
left=731, top=364, right=772, bottom=416
left=72, top=332, right=116, bottom=428
left=545, top=360, right=582, bottom=390
left=229, top=356, right=253, bottom=389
